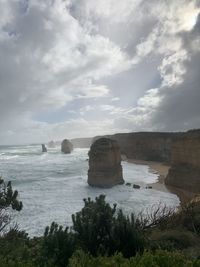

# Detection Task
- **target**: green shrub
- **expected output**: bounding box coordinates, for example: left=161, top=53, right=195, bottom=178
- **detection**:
left=0, top=228, right=43, bottom=267
left=0, top=229, right=30, bottom=260
left=181, top=201, right=200, bottom=234
left=0, top=177, right=23, bottom=233
left=0, top=257, right=36, bottom=267
left=72, top=195, right=144, bottom=257
left=69, top=249, right=200, bottom=267
left=149, top=229, right=200, bottom=250
left=40, top=222, right=76, bottom=267
left=111, top=210, right=144, bottom=257
left=72, top=195, right=117, bottom=256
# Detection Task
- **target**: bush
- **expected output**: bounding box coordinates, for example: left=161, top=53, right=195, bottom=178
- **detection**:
left=181, top=201, right=200, bottom=234
left=72, top=195, right=117, bottom=256
left=111, top=210, right=144, bottom=257
left=0, top=228, right=29, bottom=258
left=0, top=177, right=23, bottom=233
left=69, top=249, right=200, bottom=267
left=40, top=222, right=76, bottom=267
left=72, top=195, right=144, bottom=257
left=149, top=229, right=199, bottom=250
left=0, top=228, right=40, bottom=267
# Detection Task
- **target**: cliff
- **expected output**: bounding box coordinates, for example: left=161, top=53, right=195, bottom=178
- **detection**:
left=94, top=132, right=181, bottom=162
left=70, top=137, right=92, bottom=148
left=88, top=138, right=124, bottom=188
left=165, top=131, right=200, bottom=192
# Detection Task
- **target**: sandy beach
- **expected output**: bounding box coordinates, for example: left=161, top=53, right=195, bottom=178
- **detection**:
left=127, top=159, right=197, bottom=204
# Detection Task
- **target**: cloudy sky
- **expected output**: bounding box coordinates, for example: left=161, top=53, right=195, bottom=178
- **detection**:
left=0, top=0, right=199, bottom=144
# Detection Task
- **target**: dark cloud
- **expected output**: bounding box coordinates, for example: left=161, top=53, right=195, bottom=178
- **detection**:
left=150, top=15, right=200, bottom=130
left=152, top=53, right=200, bottom=130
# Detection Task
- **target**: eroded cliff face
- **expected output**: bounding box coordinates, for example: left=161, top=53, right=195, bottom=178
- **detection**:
left=88, top=138, right=124, bottom=188
left=70, top=137, right=92, bottom=148
left=94, top=132, right=180, bottom=162
left=166, top=131, right=200, bottom=192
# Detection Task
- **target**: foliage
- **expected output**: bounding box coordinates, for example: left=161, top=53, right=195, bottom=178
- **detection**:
left=149, top=229, right=200, bottom=250
left=181, top=200, right=200, bottom=234
left=72, top=195, right=144, bottom=257
left=111, top=210, right=144, bottom=257
left=69, top=249, right=200, bottom=267
left=0, top=192, right=200, bottom=267
left=72, top=195, right=117, bottom=256
left=40, top=222, right=76, bottom=267
left=0, top=228, right=40, bottom=267
left=0, top=177, right=23, bottom=233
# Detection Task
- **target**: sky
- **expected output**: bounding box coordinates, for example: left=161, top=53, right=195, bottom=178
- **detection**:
left=0, top=0, right=200, bottom=144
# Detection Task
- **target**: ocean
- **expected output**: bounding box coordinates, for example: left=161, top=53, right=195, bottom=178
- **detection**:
left=0, top=144, right=179, bottom=236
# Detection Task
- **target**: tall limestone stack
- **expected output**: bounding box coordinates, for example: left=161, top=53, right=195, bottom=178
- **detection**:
left=88, top=138, right=124, bottom=188
left=165, top=131, right=200, bottom=192
left=61, top=139, right=73, bottom=154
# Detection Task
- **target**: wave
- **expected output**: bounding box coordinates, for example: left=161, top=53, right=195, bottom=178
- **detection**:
left=0, top=155, right=19, bottom=160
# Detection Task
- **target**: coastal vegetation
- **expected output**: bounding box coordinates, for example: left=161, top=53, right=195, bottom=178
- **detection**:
left=0, top=178, right=200, bottom=267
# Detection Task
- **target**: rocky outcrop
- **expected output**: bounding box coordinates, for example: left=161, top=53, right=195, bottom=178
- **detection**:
left=42, top=144, right=47, bottom=152
left=48, top=140, right=56, bottom=148
left=165, top=131, right=200, bottom=192
left=61, top=139, right=73, bottom=154
left=88, top=138, right=124, bottom=188
left=94, top=132, right=181, bottom=162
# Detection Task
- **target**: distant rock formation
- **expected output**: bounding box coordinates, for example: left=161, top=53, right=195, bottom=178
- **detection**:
left=48, top=140, right=61, bottom=148
left=88, top=138, right=124, bottom=188
left=165, top=131, right=200, bottom=192
left=70, top=137, right=92, bottom=148
left=61, top=139, right=73, bottom=154
left=42, top=144, right=47, bottom=152
left=133, top=184, right=140, bottom=189
left=48, top=140, right=56, bottom=148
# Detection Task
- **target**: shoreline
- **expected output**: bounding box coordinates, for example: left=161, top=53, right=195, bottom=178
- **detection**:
left=126, top=158, right=196, bottom=205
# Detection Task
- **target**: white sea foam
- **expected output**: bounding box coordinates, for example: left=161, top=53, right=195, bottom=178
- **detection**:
left=0, top=145, right=180, bottom=236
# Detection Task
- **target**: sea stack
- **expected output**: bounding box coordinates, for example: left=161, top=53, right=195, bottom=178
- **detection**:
left=42, top=144, right=47, bottom=152
left=48, top=140, right=56, bottom=148
left=61, top=139, right=73, bottom=154
left=88, top=138, right=124, bottom=188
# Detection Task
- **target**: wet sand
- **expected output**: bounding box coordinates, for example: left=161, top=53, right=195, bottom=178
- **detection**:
left=127, top=159, right=197, bottom=204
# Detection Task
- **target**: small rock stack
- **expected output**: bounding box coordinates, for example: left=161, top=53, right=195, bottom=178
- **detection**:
left=42, top=144, right=47, bottom=152
left=61, top=139, right=73, bottom=154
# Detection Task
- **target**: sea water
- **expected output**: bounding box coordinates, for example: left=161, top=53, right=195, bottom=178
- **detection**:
left=0, top=145, right=179, bottom=236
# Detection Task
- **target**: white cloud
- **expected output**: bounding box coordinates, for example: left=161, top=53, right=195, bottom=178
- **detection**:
left=0, top=0, right=199, bottom=144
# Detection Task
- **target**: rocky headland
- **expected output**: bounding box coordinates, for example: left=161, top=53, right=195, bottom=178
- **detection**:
left=61, top=139, right=73, bottom=154
left=165, top=130, right=200, bottom=193
left=88, top=138, right=124, bottom=188
left=93, top=132, right=181, bottom=163
left=70, top=137, right=92, bottom=148
left=93, top=130, right=200, bottom=194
